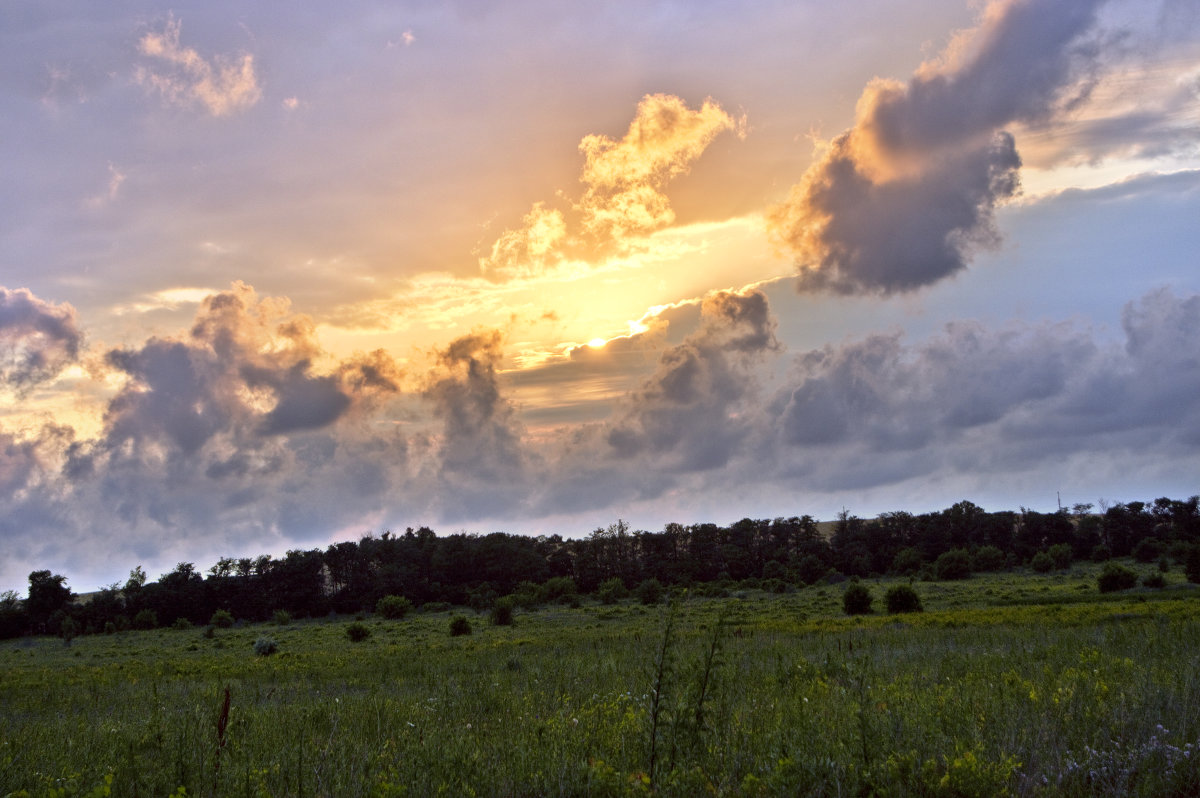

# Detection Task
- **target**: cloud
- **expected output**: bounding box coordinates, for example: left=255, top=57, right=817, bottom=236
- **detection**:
left=604, top=288, right=777, bottom=472
left=102, top=282, right=402, bottom=456
left=767, top=287, right=1200, bottom=489
left=478, top=202, right=568, bottom=279
left=577, top=93, right=744, bottom=240
left=481, top=94, right=742, bottom=279
left=136, top=16, right=261, bottom=117
left=769, top=0, right=1107, bottom=295
left=0, top=286, right=84, bottom=395
left=421, top=329, right=529, bottom=518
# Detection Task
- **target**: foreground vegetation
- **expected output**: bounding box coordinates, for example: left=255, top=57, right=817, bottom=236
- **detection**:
left=3, top=564, right=1199, bottom=797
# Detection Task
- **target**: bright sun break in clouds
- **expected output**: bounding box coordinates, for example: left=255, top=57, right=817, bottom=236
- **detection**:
left=0, top=0, right=1198, bottom=591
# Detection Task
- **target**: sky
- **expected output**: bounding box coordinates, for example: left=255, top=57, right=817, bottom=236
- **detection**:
left=2, top=0, right=1199, bottom=593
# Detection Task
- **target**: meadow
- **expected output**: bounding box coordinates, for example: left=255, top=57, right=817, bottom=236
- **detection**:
left=2, top=563, right=1199, bottom=797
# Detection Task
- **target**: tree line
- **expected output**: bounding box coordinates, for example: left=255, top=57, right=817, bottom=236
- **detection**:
left=3, top=495, right=1199, bottom=639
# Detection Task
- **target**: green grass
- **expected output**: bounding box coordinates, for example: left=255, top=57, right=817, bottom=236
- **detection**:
left=2, top=567, right=1199, bottom=796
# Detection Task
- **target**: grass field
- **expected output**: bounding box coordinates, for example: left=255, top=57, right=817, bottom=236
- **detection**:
left=3, top=563, right=1199, bottom=796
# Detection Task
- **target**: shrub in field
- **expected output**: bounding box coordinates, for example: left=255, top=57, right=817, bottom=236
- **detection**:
left=597, top=578, right=628, bottom=605
left=133, top=609, right=157, bottom=630
left=171, top=617, right=192, bottom=630
left=103, top=621, right=117, bottom=635
left=1048, top=543, right=1073, bottom=570
left=884, top=585, right=923, bottom=614
left=1091, top=544, right=1112, bottom=562
left=933, top=549, right=972, bottom=581
left=795, top=554, right=830, bottom=585
left=1132, top=537, right=1164, bottom=563
left=376, top=595, right=412, bottom=620
left=762, top=560, right=788, bottom=582
left=1098, top=563, right=1138, bottom=593
left=346, top=622, right=371, bottom=642
left=636, top=578, right=665, bottom=605
left=59, top=616, right=78, bottom=644
left=272, top=610, right=291, bottom=626
left=490, top=597, right=515, bottom=626
left=1186, top=547, right=1200, bottom=584
left=890, top=547, right=924, bottom=576
left=1030, top=552, right=1054, bottom=573
left=539, top=576, right=578, bottom=605
left=210, top=609, right=234, bottom=628
left=253, top=636, right=278, bottom=656
left=843, top=582, right=873, bottom=615
left=511, top=581, right=541, bottom=609
left=971, top=545, right=1006, bottom=573
left=449, top=615, right=472, bottom=636
left=1142, top=571, right=1166, bottom=589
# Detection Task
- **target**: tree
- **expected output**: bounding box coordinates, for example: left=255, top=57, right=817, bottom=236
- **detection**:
left=27, top=571, right=72, bottom=629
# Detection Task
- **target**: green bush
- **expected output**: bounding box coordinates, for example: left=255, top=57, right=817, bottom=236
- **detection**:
left=490, top=597, right=515, bottom=626
left=1030, top=552, right=1054, bottom=573
left=1047, top=543, right=1073, bottom=570
left=539, top=577, right=578, bottom=605
left=272, top=609, right=292, bottom=626
left=971, top=545, right=1006, bottom=573
left=1090, top=544, right=1112, bottom=562
left=210, top=609, right=234, bottom=628
left=449, top=615, right=472, bottom=636
left=421, top=601, right=452, bottom=613
left=1132, top=537, right=1164, bottom=564
left=1187, top=546, right=1200, bottom=584
left=933, top=549, right=972, bottom=581
left=889, top=547, right=924, bottom=576
left=884, top=585, right=923, bottom=614
left=843, top=582, right=873, bottom=615
left=376, top=594, right=412, bottom=620
left=635, top=578, right=664, bottom=605
left=346, top=622, right=371, bottom=642
left=1142, top=571, right=1166, bottom=589
left=253, top=636, right=278, bottom=656
left=597, top=578, right=628, bottom=605
left=133, top=609, right=157, bottom=630
left=1097, top=563, right=1138, bottom=593
left=171, top=617, right=192, bottom=630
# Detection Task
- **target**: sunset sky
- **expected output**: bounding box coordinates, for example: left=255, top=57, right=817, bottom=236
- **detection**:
left=3, top=0, right=1199, bottom=593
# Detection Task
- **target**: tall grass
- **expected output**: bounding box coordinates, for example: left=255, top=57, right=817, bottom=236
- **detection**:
left=1, top=571, right=1198, bottom=796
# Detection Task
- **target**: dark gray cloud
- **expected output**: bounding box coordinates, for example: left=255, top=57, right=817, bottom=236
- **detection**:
left=768, top=287, right=1200, bottom=489
left=770, top=0, right=1107, bottom=295
left=0, top=286, right=84, bottom=393
left=604, top=289, right=777, bottom=471
left=421, top=330, right=530, bottom=520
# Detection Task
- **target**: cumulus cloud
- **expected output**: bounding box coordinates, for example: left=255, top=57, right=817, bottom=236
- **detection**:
left=421, top=329, right=529, bottom=518
left=103, top=282, right=401, bottom=456
left=136, top=16, right=261, bottom=117
left=768, top=287, right=1200, bottom=488
left=481, top=94, right=742, bottom=279
left=770, top=0, right=1107, bottom=294
left=577, top=93, right=744, bottom=239
left=605, top=289, right=777, bottom=472
left=0, top=286, right=84, bottom=394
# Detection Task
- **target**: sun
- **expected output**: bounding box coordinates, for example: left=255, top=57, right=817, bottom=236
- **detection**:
left=587, top=337, right=607, bottom=348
